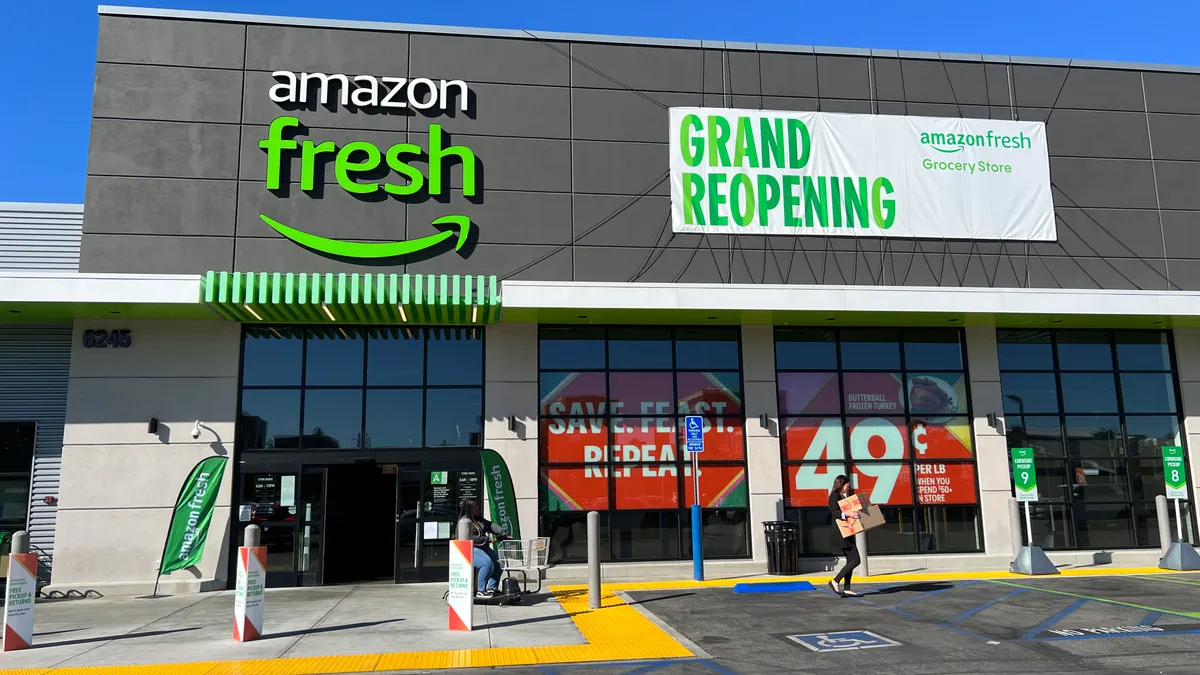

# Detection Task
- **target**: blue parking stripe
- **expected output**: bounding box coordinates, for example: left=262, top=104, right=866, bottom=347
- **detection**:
left=1021, top=598, right=1088, bottom=640
left=948, top=588, right=1027, bottom=623
left=1142, top=611, right=1163, bottom=626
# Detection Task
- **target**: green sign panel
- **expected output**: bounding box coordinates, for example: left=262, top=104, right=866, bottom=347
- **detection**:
left=1162, top=446, right=1188, bottom=500
left=430, top=471, right=449, bottom=486
left=1011, top=447, right=1038, bottom=502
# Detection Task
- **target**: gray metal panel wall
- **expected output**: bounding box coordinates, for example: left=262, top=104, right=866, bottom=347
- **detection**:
left=81, top=12, right=1200, bottom=291
left=0, top=325, right=71, bottom=562
left=0, top=203, right=83, bottom=272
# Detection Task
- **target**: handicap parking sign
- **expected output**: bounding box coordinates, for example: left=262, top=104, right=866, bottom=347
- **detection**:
left=782, top=630, right=900, bottom=652
left=684, top=415, right=704, bottom=454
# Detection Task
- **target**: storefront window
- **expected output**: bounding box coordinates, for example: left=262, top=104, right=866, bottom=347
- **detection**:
left=0, top=422, right=34, bottom=531
left=537, top=326, right=749, bottom=563
left=238, top=327, right=483, bottom=452
left=999, top=329, right=1195, bottom=550
left=777, top=327, right=981, bottom=556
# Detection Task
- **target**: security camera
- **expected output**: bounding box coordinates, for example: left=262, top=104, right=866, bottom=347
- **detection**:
left=191, top=421, right=203, bottom=440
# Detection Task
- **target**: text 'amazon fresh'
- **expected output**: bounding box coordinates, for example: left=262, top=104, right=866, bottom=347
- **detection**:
left=259, top=116, right=477, bottom=197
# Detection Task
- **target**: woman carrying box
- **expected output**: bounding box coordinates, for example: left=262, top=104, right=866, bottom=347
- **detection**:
left=827, top=475, right=861, bottom=597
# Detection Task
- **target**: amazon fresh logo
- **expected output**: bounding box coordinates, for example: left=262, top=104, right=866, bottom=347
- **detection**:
left=258, top=115, right=477, bottom=259
left=918, top=130, right=1034, bottom=154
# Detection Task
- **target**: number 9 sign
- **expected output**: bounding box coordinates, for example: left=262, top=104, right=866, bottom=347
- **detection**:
left=848, top=418, right=909, bottom=504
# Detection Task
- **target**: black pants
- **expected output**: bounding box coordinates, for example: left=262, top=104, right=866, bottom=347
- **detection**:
left=834, top=542, right=860, bottom=586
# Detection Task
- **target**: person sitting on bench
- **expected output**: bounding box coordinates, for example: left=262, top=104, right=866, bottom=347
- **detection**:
left=457, top=499, right=508, bottom=598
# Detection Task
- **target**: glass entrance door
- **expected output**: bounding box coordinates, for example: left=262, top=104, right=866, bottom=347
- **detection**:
left=297, top=467, right=326, bottom=586
left=393, top=461, right=483, bottom=583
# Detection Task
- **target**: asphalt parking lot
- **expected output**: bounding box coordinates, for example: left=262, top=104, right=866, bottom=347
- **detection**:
left=616, top=574, right=1200, bottom=675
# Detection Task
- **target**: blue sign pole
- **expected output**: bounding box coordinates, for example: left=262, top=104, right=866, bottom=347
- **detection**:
left=684, top=415, right=705, bottom=582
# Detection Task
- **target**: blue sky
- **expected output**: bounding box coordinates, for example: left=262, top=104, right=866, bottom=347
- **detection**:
left=3, top=0, right=1197, bottom=204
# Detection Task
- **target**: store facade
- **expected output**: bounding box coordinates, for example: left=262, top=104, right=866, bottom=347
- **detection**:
left=5, top=5, right=1200, bottom=593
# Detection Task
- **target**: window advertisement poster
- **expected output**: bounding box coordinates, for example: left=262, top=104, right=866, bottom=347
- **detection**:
left=669, top=108, right=1055, bottom=241
left=783, top=370, right=976, bottom=507
left=539, top=371, right=747, bottom=511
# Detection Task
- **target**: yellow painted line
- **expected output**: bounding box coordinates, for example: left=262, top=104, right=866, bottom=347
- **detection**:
left=586, top=566, right=1200, bottom=592
left=0, top=588, right=692, bottom=675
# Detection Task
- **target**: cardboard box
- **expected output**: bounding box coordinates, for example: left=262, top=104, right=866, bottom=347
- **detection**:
left=835, top=494, right=886, bottom=537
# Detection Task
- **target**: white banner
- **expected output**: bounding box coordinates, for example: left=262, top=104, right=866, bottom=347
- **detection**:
left=448, top=540, right=474, bottom=631
left=669, top=108, right=1055, bottom=241
left=233, top=546, right=265, bottom=642
left=3, top=553, right=37, bottom=651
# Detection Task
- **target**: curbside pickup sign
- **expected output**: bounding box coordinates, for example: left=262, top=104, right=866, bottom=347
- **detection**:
left=669, top=108, right=1054, bottom=241
left=1011, top=447, right=1038, bottom=502
left=1163, top=445, right=1189, bottom=500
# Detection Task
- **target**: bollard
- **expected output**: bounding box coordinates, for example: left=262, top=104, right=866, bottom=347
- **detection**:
left=1009, top=498, right=1024, bottom=556
left=587, top=511, right=601, bottom=610
left=3, top=530, right=37, bottom=651
left=1156, top=495, right=1173, bottom=558
left=854, top=530, right=869, bottom=578
left=233, top=525, right=266, bottom=642
left=244, top=523, right=261, bottom=548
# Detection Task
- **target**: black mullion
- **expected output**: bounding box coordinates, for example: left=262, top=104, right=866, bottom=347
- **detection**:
left=897, top=328, right=919, bottom=554
left=1163, top=330, right=1197, bottom=540
left=1047, top=329, right=1075, bottom=545
left=1106, top=332, right=1140, bottom=542
left=955, top=326, right=985, bottom=549
left=421, top=328, right=430, bottom=447
left=360, top=330, right=369, bottom=450
left=834, top=327, right=852, bottom=485
left=603, top=328, right=615, bottom=556
left=670, top=328, right=686, bottom=559
left=298, top=331, right=309, bottom=449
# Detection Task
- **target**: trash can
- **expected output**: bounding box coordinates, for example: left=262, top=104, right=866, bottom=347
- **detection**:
left=763, top=521, right=800, bottom=575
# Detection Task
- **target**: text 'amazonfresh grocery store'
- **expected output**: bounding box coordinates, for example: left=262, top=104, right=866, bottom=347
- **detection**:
left=1, top=5, right=1200, bottom=593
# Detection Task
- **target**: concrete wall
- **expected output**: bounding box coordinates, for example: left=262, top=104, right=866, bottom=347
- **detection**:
left=482, top=322, right=539, bottom=537
left=742, top=325, right=781, bottom=562
left=53, top=319, right=240, bottom=594
left=966, top=326, right=1017, bottom=556
left=83, top=11, right=1200, bottom=290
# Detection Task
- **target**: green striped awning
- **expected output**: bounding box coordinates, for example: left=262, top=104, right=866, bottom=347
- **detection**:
left=200, top=272, right=501, bottom=324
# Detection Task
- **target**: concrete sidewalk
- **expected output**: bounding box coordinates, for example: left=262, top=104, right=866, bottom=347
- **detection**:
left=0, top=583, right=585, bottom=671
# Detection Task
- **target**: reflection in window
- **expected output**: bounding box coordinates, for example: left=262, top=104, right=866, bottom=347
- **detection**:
left=996, top=329, right=1053, bottom=371
left=242, top=329, right=303, bottom=386
left=365, top=389, right=423, bottom=448
left=425, top=389, right=481, bottom=447
left=999, top=329, right=1193, bottom=549
left=777, top=327, right=979, bottom=555
left=302, top=389, right=363, bottom=449
left=366, top=330, right=423, bottom=386
left=426, top=329, right=482, bottom=386
left=305, top=330, right=364, bottom=386
left=537, top=325, right=748, bottom=562
left=775, top=328, right=838, bottom=370
left=239, top=327, right=485, bottom=454
left=239, top=390, right=301, bottom=450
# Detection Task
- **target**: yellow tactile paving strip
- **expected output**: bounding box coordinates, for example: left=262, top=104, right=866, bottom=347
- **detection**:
left=0, top=588, right=692, bottom=675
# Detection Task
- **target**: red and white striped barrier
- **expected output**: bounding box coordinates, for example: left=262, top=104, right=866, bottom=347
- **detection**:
left=3, top=552, right=37, bottom=651
left=233, top=546, right=266, bottom=642
left=448, top=540, right=473, bottom=631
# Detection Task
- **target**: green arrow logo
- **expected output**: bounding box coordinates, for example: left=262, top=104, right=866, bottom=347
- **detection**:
left=259, top=213, right=471, bottom=259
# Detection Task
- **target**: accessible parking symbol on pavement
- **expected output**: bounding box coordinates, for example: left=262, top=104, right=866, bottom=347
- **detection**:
left=781, top=630, right=901, bottom=652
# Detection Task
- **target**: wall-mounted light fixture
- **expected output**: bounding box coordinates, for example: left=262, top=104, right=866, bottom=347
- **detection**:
left=986, top=413, right=1005, bottom=435
left=759, top=414, right=769, bottom=428
left=508, top=416, right=518, bottom=432
left=148, top=417, right=159, bottom=434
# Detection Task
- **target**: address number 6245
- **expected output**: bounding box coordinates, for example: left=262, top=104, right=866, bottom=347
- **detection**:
left=82, top=329, right=132, bottom=349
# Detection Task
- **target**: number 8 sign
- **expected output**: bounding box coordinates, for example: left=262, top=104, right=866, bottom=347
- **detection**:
left=1162, top=446, right=1188, bottom=500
